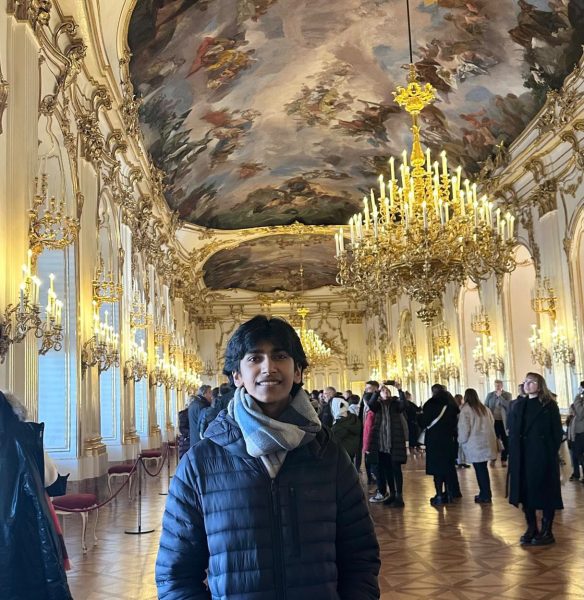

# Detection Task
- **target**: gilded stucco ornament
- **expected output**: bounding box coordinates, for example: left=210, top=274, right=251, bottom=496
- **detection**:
left=106, top=130, right=128, bottom=157
left=77, top=113, right=104, bottom=162
left=0, top=62, right=7, bottom=135
left=560, top=120, right=584, bottom=171
left=523, top=156, right=546, bottom=183
left=8, top=0, right=52, bottom=27
left=119, top=54, right=143, bottom=139
left=530, top=179, right=558, bottom=218
left=538, top=88, right=584, bottom=136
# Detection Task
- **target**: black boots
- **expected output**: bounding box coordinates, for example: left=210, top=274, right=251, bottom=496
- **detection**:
left=386, top=493, right=404, bottom=508
left=531, top=518, right=555, bottom=546
left=520, top=510, right=538, bottom=545
left=520, top=511, right=556, bottom=546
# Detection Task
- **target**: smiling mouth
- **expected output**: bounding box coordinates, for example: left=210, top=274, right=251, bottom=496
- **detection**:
left=257, top=380, right=281, bottom=386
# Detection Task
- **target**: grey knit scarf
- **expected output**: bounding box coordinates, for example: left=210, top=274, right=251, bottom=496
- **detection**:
left=228, top=386, right=322, bottom=478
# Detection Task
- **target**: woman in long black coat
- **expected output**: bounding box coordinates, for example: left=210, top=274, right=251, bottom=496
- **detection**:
left=422, top=386, right=460, bottom=506
left=507, top=372, right=563, bottom=545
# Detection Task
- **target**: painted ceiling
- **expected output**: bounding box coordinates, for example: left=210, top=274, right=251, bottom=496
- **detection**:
left=202, top=234, right=338, bottom=291
left=128, top=0, right=584, bottom=290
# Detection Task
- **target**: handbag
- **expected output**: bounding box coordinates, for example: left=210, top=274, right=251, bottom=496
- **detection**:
left=417, top=405, right=447, bottom=446
left=46, top=472, right=70, bottom=497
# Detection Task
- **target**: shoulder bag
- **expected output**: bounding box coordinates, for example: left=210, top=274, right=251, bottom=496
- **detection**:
left=417, top=405, right=447, bottom=446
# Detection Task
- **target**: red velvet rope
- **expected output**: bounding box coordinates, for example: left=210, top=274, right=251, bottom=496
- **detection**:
left=140, top=443, right=171, bottom=478
left=52, top=444, right=173, bottom=513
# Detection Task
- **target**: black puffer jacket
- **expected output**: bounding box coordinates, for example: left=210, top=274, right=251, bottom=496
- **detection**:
left=0, top=392, right=72, bottom=600
left=156, top=410, right=380, bottom=600
left=367, top=391, right=408, bottom=464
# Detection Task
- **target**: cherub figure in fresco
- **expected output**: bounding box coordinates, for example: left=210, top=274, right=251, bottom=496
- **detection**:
left=286, top=84, right=353, bottom=128
left=187, top=36, right=255, bottom=89
left=204, top=109, right=260, bottom=166
left=335, top=100, right=398, bottom=144
left=460, top=109, right=498, bottom=147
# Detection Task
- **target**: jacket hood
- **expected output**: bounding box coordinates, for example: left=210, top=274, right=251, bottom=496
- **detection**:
left=204, top=409, right=332, bottom=459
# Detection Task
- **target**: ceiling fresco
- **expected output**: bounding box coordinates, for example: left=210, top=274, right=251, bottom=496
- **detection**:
left=128, top=0, right=584, bottom=233
left=202, top=235, right=338, bottom=291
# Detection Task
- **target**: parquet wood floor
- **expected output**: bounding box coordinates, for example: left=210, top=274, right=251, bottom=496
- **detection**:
left=60, top=455, right=584, bottom=599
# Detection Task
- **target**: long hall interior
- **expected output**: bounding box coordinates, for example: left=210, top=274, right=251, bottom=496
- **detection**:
left=1, top=0, right=584, bottom=599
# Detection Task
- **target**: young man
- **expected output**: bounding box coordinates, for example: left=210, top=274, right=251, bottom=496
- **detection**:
left=156, top=315, right=380, bottom=599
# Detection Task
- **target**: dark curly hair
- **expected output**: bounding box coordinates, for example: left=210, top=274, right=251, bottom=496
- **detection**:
left=223, top=315, right=309, bottom=386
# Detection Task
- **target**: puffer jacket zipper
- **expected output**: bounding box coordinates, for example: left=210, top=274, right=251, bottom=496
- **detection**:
left=270, top=478, right=287, bottom=599
left=288, top=486, right=300, bottom=557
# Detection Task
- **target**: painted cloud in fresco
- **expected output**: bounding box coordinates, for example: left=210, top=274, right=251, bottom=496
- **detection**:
left=128, top=0, right=584, bottom=230
left=203, top=235, right=338, bottom=291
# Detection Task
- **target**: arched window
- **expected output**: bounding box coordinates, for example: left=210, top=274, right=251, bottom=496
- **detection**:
left=37, top=246, right=78, bottom=455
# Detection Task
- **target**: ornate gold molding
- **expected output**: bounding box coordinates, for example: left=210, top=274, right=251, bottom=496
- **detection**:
left=530, top=178, right=558, bottom=218
left=83, top=435, right=106, bottom=456
left=0, top=62, right=7, bottom=135
left=197, top=316, right=217, bottom=330
left=119, top=53, right=142, bottom=139
left=343, top=310, right=365, bottom=324
left=8, top=0, right=52, bottom=28
left=537, top=87, right=584, bottom=136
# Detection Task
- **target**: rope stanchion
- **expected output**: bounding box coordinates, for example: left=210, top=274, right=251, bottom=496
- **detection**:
left=52, top=459, right=141, bottom=513
left=125, top=458, right=155, bottom=536
left=159, top=442, right=174, bottom=496
left=141, top=444, right=170, bottom=478
left=52, top=447, right=170, bottom=535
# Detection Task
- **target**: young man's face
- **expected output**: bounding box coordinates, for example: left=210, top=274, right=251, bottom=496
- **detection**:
left=233, top=341, right=302, bottom=414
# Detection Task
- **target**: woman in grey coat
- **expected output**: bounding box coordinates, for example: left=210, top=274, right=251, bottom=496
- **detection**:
left=458, top=389, right=498, bottom=503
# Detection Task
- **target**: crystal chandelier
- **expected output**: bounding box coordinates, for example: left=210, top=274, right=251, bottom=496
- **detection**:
left=531, top=277, right=557, bottom=321
left=431, top=323, right=459, bottom=381
left=335, top=3, right=517, bottom=325
left=292, top=262, right=331, bottom=368
left=295, top=306, right=331, bottom=369
left=528, top=324, right=552, bottom=369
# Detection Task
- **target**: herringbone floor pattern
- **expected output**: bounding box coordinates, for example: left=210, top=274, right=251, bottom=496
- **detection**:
left=61, top=454, right=584, bottom=599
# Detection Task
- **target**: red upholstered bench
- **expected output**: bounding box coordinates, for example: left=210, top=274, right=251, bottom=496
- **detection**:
left=140, top=449, right=162, bottom=470
left=107, top=463, right=137, bottom=501
left=52, top=493, right=99, bottom=554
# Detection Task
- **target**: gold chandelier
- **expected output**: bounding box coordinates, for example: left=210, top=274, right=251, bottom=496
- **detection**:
left=336, top=59, right=517, bottom=324
left=295, top=306, right=331, bottom=369
left=292, top=261, right=331, bottom=368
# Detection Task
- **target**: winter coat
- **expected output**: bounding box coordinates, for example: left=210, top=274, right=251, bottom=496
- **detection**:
left=362, top=401, right=381, bottom=454
left=422, top=391, right=459, bottom=477
left=484, top=391, right=512, bottom=431
left=0, top=393, right=73, bottom=600
left=319, top=401, right=334, bottom=428
left=507, top=396, right=564, bottom=510
left=156, top=410, right=380, bottom=600
left=199, top=389, right=235, bottom=438
left=177, top=408, right=190, bottom=459
left=571, top=393, right=584, bottom=435
left=331, top=413, right=362, bottom=458
left=366, top=392, right=408, bottom=464
left=188, top=395, right=210, bottom=446
left=457, top=404, right=498, bottom=464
